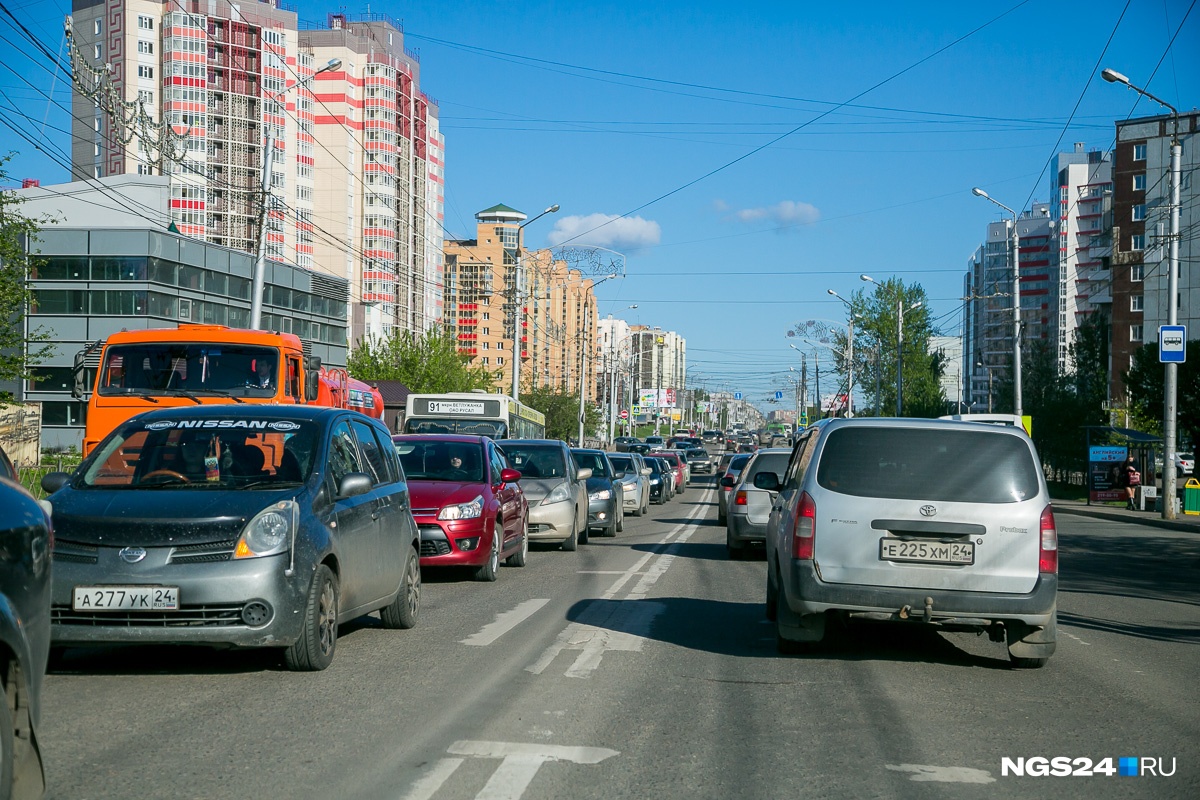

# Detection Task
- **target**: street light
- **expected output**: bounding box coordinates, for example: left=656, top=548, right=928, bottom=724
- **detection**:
left=827, top=289, right=856, bottom=417
left=971, top=186, right=1023, bottom=419
left=976, top=360, right=997, bottom=413
left=860, top=275, right=921, bottom=416
left=511, top=204, right=560, bottom=402
left=252, top=57, right=342, bottom=330
left=1102, top=66, right=1182, bottom=520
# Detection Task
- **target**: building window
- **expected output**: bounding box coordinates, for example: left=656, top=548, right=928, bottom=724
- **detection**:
left=137, top=65, right=154, bottom=79
left=137, top=89, right=153, bottom=105
left=1134, top=173, right=1146, bottom=191
left=481, top=327, right=489, bottom=335
left=481, top=357, right=489, bottom=365
left=1132, top=204, right=1146, bottom=222
left=496, top=341, right=504, bottom=350
left=1131, top=325, right=1144, bottom=342
left=1131, top=295, right=1144, bottom=312
left=137, top=41, right=153, bottom=54
left=497, top=357, right=505, bottom=365
left=1133, top=143, right=1146, bottom=161
left=481, top=342, right=489, bottom=349
left=482, top=312, right=490, bottom=320
left=1131, top=264, right=1144, bottom=282
left=137, top=163, right=154, bottom=175
left=137, top=15, right=154, bottom=30
left=1131, top=234, right=1145, bottom=251
left=93, top=18, right=102, bottom=35
left=94, top=43, right=102, bottom=59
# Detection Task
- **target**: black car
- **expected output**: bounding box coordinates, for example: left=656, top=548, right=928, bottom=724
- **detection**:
left=645, top=457, right=670, bottom=504
left=571, top=449, right=623, bottom=536
left=42, top=405, right=421, bottom=671
left=0, top=455, right=50, bottom=799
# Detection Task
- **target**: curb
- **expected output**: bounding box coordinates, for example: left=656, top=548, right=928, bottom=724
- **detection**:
left=1053, top=503, right=1200, bottom=534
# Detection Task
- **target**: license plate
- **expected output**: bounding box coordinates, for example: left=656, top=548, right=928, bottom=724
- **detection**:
left=73, top=586, right=180, bottom=611
left=879, top=539, right=974, bottom=565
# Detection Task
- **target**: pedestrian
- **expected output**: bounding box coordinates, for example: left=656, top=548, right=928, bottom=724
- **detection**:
left=1121, top=455, right=1141, bottom=511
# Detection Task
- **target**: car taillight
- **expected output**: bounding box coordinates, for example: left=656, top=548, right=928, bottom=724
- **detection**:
left=792, top=491, right=815, bottom=560
left=1039, top=504, right=1058, bottom=574
left=735, top=490, right=747, bottom=506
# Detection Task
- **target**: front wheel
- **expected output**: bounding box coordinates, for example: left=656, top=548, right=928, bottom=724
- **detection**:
left=473, top=522, right=501, bottom=582
left=285, top=564, right=338, bottom=671
left=381, top=545, right=420, bottom=629
left=561, top=514, right=578, bottom=552
left=506, top=520, right=529, bottom=567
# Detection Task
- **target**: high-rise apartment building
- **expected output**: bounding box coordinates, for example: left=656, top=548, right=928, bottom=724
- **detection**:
left=67, top=2, right=443, bottom=343
left=630, top=326, right=686, bottom=407
left=443, top=205, right=599, bottom=399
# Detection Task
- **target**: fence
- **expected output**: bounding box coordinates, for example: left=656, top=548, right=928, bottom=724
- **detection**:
left=16, top=456, right=80, bottom=500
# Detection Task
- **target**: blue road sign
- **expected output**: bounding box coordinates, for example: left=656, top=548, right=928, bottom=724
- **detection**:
left=1160, top=325, right=1187, bottom=363
left=774, top=391, right=783, bottom=400
left=734, top=392, right=743, bottom=400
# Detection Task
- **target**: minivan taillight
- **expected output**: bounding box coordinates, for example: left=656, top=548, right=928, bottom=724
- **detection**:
left=792, top=491, right=816, bottom=560
left=1039, top=504, right=1058, bottom=574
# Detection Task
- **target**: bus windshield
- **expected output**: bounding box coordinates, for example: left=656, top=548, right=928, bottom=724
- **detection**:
left=98, top=343, right=280, bottom=398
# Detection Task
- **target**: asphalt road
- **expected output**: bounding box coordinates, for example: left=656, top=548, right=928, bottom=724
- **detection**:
left=40, top=474, right=1200, bottom=799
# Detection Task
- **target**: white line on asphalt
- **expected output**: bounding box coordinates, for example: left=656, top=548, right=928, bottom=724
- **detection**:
left=460, top=599, right=551, bottom=647
left=396, top=758, right=464, bottom=800
left=885, top=764, right=995, bottom=783
left=600, top=490, right=712, bottom=601
left=1060, top=629, right=1091, bottom=646
left=576, top=570, right=628, bottom=575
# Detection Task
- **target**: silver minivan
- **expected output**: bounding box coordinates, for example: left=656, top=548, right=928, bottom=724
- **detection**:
left=762, top=418, right=1057, bottom=667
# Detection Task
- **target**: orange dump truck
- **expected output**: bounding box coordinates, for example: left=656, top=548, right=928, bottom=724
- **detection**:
left=74, top=324, right=383, bottom=455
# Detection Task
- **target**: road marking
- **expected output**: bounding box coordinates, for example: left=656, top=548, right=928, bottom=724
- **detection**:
left=436, top=741, right=619, bottom=800
left=397, top=758, right=464, bottom=800
left=1060, top=629, right=1091, bottom=646
left=459, top=599, right=550, bottom=647
left=576, top=570, right=627, bottom=575
left=885, top=764, right=995, bottom=784
left=526, top=601, right=666, bottom=678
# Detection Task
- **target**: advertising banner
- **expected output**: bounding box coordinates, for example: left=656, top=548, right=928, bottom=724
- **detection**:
left=1088, top=446, right=1128, bottom=503
left=638, top=389, right=677, bottom=408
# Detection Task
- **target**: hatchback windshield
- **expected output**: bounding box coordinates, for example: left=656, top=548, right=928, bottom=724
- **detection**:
left=394, top=440, right=485, bottom=482
left=572, top=451, right=611, bottom=478
left=817, top=427, right=1040, bottom=503
left=500, top=444, right=568, bottom=479
left=81, top=419, right=318, bottom=489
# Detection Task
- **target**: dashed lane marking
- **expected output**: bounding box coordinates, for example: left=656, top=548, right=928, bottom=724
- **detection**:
left=459, top=599, right=551, bottom=647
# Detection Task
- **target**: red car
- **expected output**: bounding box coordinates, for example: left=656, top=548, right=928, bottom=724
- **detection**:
left=650, top=450, right=687, bottom=494
left=393, top=434, right=529, bottom=581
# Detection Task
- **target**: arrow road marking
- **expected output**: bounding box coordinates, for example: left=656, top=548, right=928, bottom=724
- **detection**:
left=460, top=599, right=550, bottom=647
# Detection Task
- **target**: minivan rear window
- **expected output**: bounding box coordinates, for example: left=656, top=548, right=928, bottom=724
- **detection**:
left=817, top=427, right=1040, bottom=503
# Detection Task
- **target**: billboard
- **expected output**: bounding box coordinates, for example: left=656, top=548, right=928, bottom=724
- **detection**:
left=638, top=389, right=677, bottom=408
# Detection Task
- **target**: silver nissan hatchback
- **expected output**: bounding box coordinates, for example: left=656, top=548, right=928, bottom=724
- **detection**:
left=762, top=418, right=1057, bottom=667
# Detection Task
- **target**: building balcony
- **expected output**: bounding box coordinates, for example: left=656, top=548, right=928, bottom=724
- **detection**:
left=459, top=318, right=478, bottom=326
left=457, top=332, right=478, bottom=341
left=458, top=347, right=477, bottom=356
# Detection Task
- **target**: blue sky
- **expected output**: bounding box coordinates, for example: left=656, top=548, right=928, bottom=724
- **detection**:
left=2, top=0, right=1197, bottom=410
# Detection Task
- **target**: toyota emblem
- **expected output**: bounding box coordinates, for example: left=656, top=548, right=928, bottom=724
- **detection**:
left=919, top=505, right=937, bottom=518
left=119, top=546, right=147, bottom=563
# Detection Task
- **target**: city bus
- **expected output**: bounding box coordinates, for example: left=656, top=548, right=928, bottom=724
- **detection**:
left=403, top=392, right=546, bottom=439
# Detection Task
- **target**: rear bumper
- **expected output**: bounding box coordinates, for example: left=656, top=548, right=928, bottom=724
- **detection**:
left=783, top=559, right=1057, bottom=627
left=727, top=512, right=767, bottom=544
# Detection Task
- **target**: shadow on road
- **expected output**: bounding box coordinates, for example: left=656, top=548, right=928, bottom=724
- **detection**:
left=1061, top=530, right=1200, bottom=608
left=563, top=596, right=1009, bottom=668
left=629, top=540, right=765, bottom=561
left=1058, top=611, right=1200, bottom=645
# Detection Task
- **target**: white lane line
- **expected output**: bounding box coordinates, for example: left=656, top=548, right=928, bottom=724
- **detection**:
left=1060, top=629, right=1091, bottom=646
left=446, top=741, right=620, bottom=800
left=459, top=599, right=551, bottom=647
left=396, top=757, right=464, bottom=800
left=576, top=570, right=627, bottom=575
left=885, top=764, right=995, bottom=784
left=599, top=488, right=712, bottom=601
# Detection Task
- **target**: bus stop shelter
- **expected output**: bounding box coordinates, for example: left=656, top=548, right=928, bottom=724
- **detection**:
left=1083, top=426, right=1163, bottom=507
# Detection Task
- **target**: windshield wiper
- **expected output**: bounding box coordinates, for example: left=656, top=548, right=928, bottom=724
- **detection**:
left=109, top=388, right=161, bottom=403
left=238, top=480, right=303, bottom=490
left=183, top=388, right=244, bottom=403
left=156, top=388, right=204, bottom=405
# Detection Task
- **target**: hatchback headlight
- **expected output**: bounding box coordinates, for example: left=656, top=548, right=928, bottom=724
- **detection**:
left=439, top=495, right=484, bottom=521
left=234, top=500, right=297, bottom=559
left=649, top=477, right=661, bottom=485
left=541, top=482, right=571, bottom=505
left=589, top=489, right=612, bottom=501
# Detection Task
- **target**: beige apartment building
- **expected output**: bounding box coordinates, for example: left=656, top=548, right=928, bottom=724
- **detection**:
left=66, top=2, right=444, bottom=342
left=444, top=205, right=598, bottom=400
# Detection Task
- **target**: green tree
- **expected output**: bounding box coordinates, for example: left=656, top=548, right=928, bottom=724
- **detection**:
left=521, top=384, right=601, bottom=443
left=1125, top=340, right=1200, bottom=452
left=0, top=155, right=52, bottom=402
left=347, top=327, right=500, bottom=393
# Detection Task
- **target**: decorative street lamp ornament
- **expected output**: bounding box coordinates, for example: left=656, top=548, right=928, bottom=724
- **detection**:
left=550, top=246, right=628, bottom=279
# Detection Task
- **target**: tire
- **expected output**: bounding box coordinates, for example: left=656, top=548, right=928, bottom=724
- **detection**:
left=775, top=587, right=809, bottom=655
left=381, top=545, right=421, bottom=629
left=765, top=564, right=779, bottom=621
left=579, top=523, right=590, bottom=545
left=1008, top=655, right=1049, bottom=669
left=506, top=521, right=529, bottom=567
left=615, top=508, right=623, bottom=534
left=285, top=564, right=338, bottom=671
left=718, top=511, right=726, bottom=525
left=473, top=521, right=502, bottom=582
left=727, top=545, right=743, bottom=560
left=561, top=514, right=578, bottom=551
left=0, top=680, right=13, bottom=800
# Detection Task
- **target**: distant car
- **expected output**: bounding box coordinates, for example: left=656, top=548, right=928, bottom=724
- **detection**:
left=763, top=418, right=1057, bottom=666
left=644, top=436, right=665, bottom=449
left=646, top=456, right=675, bottom=501
left=0, top=450, right=50, bottom=799
left=652, top=450, right=688, bottom=492
left=571, top=449, right=624, bottom=536
left=498, top=440, right=591, bottom=549
left=393, top=434, right=529, bottom=581
left=612, top=436, right=640, bottom=453
left=44, top=406, right=421, bottom=671
left=725, top=448, right=790, bottom=559
left=738, top=442, right=758, bottom=454
left=685, top=447, right=713, bottom=474
left=608, top=452, right=651, bottom=517
left=718, top=453, right=753, bottom=525
left=627, top=441, right=652, bottom=455
left=702, top=430, right=722, bottom=444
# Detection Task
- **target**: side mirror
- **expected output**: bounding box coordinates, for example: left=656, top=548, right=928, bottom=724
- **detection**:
left=576, top=467, right=593, bottom=481
left=304, top=356, right=322, bottom=402
left=41, top=471, right=71, bottom=495
left=753, top=472, right=782, bottom=492
left=72, top=350, right=87, bottom=399
left=720, top=475, right=736, bottom=488
left=337, top=472, right=373, bottom=499
left=641, top=467, right=652, bottom=476
left=500, top=468, right=522, bottom=484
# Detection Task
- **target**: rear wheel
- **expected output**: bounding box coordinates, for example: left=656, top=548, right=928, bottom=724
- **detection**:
left=765, top=564, right=779, bottom=621
left=285, top=565, right=338, bottom=671
left=380, top=545, right=420, bottom=629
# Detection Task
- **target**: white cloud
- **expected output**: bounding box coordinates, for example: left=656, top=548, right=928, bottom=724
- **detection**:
left=721, top=200, right=821, bottom=228
left=546, top=213, right=662, bottom=251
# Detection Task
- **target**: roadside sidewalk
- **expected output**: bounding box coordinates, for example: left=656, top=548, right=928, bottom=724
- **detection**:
left=1052, top=497, right=1200, bottom=533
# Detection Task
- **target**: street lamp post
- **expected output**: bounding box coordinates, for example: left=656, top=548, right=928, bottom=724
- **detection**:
left=511, top=204, right=560, bottom=402
left=861, top=275, right=921, bottom=416
left=1102, top=67, right=1182, bottom=519
left=976, top=360, right=996, bottom=413
left=971, top=187, right=1023, bottom=419
left=252, top=57, right=342, bottom=330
